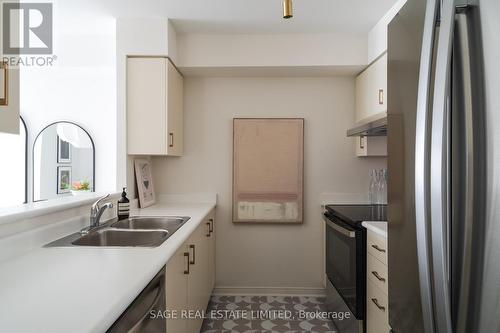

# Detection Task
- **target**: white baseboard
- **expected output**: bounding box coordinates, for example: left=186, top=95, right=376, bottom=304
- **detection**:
left=213, top=286, right=326, bottom=297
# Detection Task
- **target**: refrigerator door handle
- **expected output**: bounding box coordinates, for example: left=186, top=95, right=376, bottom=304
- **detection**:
left=451, top=5, right=486, bottom=332
left=414, top=0, right=439, bottom=332
left=430, top=0, right=455, bottom=332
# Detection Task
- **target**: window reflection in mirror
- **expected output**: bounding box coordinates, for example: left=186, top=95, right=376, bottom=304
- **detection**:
left=0, top=118, right=27, bottom=208
left=33, top=122, right=95, bottom=202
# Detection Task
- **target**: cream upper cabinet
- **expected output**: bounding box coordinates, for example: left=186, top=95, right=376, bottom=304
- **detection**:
left=355, top=53, right=387, bottom=123
left=0, top=60, right=20, bottom=134
left=355, top=136, right=387, bottom=157
left=127, top=57, right=183, bottom=156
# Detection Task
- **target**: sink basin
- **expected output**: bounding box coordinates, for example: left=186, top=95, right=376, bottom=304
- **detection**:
left=72, top=228, right=169, bottom=247
left=111, top=216, right=190, bottom=233
left=45, top=216, right=190, bottom=248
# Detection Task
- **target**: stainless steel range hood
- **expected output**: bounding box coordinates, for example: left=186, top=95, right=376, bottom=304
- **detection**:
left=347, top=111, right=387, bottom=137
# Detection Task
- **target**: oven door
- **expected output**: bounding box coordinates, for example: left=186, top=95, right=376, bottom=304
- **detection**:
left=324, top=214, right=366, bottom=319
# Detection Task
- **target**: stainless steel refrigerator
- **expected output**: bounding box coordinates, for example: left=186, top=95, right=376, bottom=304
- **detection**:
left=387, top=0, right=500, bottom=332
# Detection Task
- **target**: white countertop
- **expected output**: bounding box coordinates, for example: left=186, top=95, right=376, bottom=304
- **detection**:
left=362, top=221, right=388, bottom=238
left=0, top=201, right=215, bottom=333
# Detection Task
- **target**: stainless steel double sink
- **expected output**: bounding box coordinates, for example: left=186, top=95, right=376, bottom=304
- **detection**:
left=45, top=216, right=190, bottom=248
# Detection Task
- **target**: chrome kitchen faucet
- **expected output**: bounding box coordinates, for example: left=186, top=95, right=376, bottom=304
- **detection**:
left=81, top=194, right=113, bottom=234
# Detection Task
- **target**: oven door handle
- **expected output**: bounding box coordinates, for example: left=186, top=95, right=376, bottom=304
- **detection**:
left=324, top=216, right=356, bottom=238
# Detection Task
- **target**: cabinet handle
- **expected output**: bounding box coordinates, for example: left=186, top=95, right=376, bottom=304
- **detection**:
left=378, top=89, right=384, bottom=105
left=169, top=132, right=174, bottom=148
left=206, top=222, right=211, bottom=237
left=0, top=61, right=8, bottom=106
left=371, top=244, right=386, bottom=253
left=209, top=219, right=214, bottom=234
left=371, top=298, right=386, bottom=312
left=184, top=252, right=190, bottom=274
left=371, top=271, right=386, bottom=282
left=189, top=244, right=195, bottom=265
left=359, top=136, right=365, bottom=149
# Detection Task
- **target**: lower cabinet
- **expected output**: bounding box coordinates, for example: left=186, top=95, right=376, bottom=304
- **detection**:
left=367, top=278, right=389, bottom=333
left=166, top=210, right=216, bottom=333
left=165, top=246, right=188, bottom=333
left=366, top=230, right=390, bottom=333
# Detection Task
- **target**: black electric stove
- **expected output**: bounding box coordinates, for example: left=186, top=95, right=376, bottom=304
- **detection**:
left=323, top=204, right=387, bottom=331
left=325, top=204, right=387, bottom=228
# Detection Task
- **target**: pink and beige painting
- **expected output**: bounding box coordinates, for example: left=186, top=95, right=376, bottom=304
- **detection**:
left=233, top=118, right=304, bottom=223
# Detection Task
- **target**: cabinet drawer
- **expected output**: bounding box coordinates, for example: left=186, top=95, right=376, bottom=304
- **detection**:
left=367, top=279, right=390, bottom=333
left=367, top=231, right=387, bottom=265
left=367, top=253, right=388, bottom=295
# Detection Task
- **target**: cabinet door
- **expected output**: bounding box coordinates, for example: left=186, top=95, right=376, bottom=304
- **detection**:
left=355, top=68, right=369, bottom=122
left=186, top=223, right=209, bottom=333
left=207, top=214, right=216, bottom=295
left=367, top=279, right=390, bottom=333
left=355, top=53, right=387, bottom=122
left=127, top=57, right=167, bottom=155
left=166, top=245, right=189, bottom=333
left=356, top=136, right=387, bottom=157
left=372, top=53, right=387, bottom=115
left=0, top=60, right=20, bottom=133
left=166, top=59, right=184, bottom=156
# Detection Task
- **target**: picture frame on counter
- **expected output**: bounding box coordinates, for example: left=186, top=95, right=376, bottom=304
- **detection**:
left=134, top=158, right=156, bottom=208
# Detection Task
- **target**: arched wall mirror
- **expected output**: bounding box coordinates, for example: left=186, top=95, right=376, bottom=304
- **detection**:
left=0, top=117, right=27, bottom=208
left=33, top=122, right=95, bottom=202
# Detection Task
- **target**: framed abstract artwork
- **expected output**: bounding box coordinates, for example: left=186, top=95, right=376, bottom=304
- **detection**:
left=134, top=158, right=156, bottom=208
left=233, top=118, right=304, bottom=223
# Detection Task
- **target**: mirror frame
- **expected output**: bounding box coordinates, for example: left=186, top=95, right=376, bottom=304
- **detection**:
left=32, top=121, right=95, bottom=202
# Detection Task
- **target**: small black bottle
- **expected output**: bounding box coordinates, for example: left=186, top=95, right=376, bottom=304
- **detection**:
left=117, top=187, right=130, bottom=220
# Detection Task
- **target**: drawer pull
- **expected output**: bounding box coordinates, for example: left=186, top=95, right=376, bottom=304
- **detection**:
left=206, top=222, right=211, bottom=237
left=169, top=133, right=174, bottom=147
left=209, top=219, right=214, bottom=234
left=371, top=298, right=386, bottom=312
left=371, top=271, right=386, bottom=282
left=371, top=244, right=386, bottom=253
left=184, top=252, right=190, bottom=274
left=189, top=244, right=196, bottom=265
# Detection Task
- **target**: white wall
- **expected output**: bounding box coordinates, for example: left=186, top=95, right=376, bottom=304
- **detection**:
left=20, top=0, right=117, bottom=199
left=116, top=18, right=178, bottom=195
left=367, top=0, right=407, bottom=63
left=151, top=77, right=386, bottom=292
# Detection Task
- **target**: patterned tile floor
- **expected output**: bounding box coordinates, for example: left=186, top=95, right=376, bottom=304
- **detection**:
left=200, top=295, right=338, bottom=333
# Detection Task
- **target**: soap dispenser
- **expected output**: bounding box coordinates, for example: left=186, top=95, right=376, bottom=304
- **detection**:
left=117, top=187, right=130, bottom=220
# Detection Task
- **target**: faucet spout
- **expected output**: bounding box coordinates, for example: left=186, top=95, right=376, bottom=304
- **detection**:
left=93, top=203, right=113, bottom=227
left=86, top=195, right=114, bottom=232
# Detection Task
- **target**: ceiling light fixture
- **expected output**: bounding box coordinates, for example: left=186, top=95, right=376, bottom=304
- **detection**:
left=283, top=0, right=293, bottom=19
